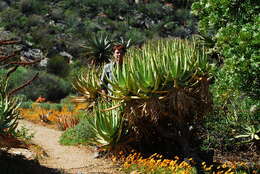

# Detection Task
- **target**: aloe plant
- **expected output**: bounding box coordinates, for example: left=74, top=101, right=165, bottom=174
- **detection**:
left=84, top=33, right=113, bottom=65
left=0, top=40, right=40, bottom=149
left=106, top=38, right=208, bottom=99
left=235, top=125, right=260, bottom=144
left=0, top=76, right=20, bottom=136
left=73, top=38, right=211, bottom=154
left=73, top=67, right=101, bottom=100
left=115, top=37, right=132, bottom=49
left=74, top=38, right=210, bottom=104
left=83, top=101, right=123, bottom=150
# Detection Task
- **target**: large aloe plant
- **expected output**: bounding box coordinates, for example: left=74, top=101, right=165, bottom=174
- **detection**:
left=107, top=38, right=208, bottom=98
left=73, top=38, right=212, bottom=154
left=75, top=38, right=209, bottom=100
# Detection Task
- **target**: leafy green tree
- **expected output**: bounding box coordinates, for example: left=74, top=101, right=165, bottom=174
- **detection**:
left=192, top=0, right=259, bottom=97
left=192, top=0, right=260, bottom=151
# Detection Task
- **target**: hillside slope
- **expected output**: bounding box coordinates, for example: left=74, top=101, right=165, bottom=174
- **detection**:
left=0, top=0, right=197, bottom=60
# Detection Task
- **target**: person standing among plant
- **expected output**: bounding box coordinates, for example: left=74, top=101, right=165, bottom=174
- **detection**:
left=92, top=45, right=126, bottom=158
left=100, top=45, right=126, bottom=95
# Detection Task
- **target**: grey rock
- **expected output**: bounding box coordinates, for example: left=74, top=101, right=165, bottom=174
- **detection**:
left=21, top=49, right=44, bottom=60
left=0, top=1, right=8, bottom=11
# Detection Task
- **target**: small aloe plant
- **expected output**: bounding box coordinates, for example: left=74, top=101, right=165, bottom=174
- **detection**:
left=0, top=40, right=39, bottom=147
left=0, top=76, right=20, bottom=136
left=83, top=101, right=123, bottom=150
left=116, top=37, right=132, bottom=49
left=235, top=125, right=260, bottom=144
left=84, top=33, right=113, bottom=65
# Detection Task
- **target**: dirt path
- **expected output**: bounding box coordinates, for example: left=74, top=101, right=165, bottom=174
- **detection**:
left=19, top=120, right=122, bottom=174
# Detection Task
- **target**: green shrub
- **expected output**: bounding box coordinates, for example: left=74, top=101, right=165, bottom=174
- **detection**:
left=29, top=72, right=72, bottom=102
left=50, top=103, right=63, bottom=111
left=47, top=55, right=71, bottom=78
left=1, top=67, right=73, bottom=102
left=0, top=8, right=22, bottom=29
left=50, top=8, right=64, bottom=21
left=27, top=14, right=44, bottom=26
left=138, top=2, right=164, bottom=20
left=192, top=0, right=260, bottom=151
left=64, top=9, right=79, bottom=28
left=59, top=117, right=95, bottom=146
left=20, top=101, right=33, bottom=109
left=15, top=126, right=34, bottom=142
left=19, top=0, right=43, bottom=14
left=30, top=27, right=53, bottom=48
left=38, top=103, right=51, bottom=110
left=201, top=95, right=259, bottom=151
left=60, top=96, right=72, bottom=105
left=124, top=29, right=147, bottom=45
left=3, top=67, right=29, bottom=90
left=192, top=0, right=259, bottom=97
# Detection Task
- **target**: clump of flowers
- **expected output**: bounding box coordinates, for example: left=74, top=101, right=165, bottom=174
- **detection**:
left=119, top=153, right=196, bottom=174
left=202, top=161, right=258, bottom=174
left=35, top=96, right=46, bottom=103
left=119, top=153, right=258, bottom=174
left=19, top=102, right=80, bottom=130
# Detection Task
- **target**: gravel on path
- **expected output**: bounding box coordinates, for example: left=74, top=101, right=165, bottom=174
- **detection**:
left=19, top=120, right=122, bottom=174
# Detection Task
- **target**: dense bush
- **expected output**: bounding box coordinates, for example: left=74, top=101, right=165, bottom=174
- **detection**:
left=0, top=8, right=23, bottom=30
left=24, top=71, right=73, bottom=102
left=192, top=0, right=260, bottom=151
left=192, top=0, right=259, bottom=97
left=47, top=55, right=71, bottom=78
left=20, top=0, right=43, bottom=14
left=59, top=117, right=95, bottom=146
left=201, top=95, right=259, bottom=151
left=0, top=67, right=73, bottom=102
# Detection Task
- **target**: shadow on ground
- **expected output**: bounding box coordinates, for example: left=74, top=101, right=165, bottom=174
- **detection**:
left=0, top=150, right=65, bottom=174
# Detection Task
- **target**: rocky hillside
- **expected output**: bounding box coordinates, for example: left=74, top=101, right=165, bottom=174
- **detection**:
left=0, top=0, right=197, bottom=60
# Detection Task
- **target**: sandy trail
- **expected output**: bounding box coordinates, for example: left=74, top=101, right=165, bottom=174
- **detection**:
left=19, top=120, right=122, bottom=174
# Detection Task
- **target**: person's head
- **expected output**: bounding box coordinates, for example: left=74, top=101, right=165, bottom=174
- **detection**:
left=113, top=45, right=126, bottom=64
